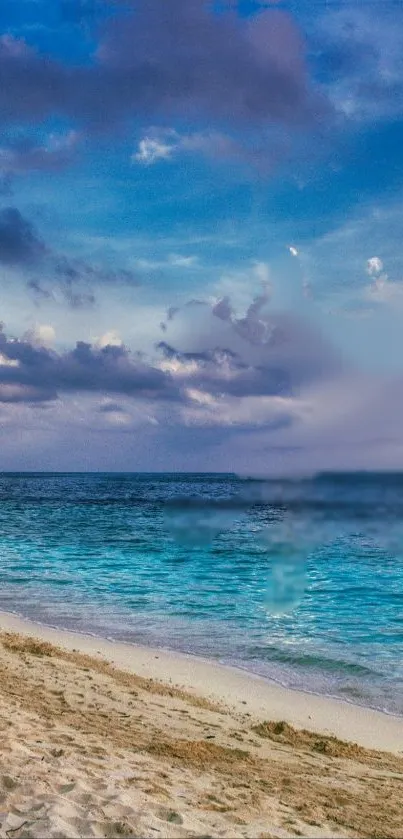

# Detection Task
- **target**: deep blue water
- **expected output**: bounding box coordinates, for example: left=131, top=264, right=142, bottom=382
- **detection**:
left=0, top=472, right=403, bottom=714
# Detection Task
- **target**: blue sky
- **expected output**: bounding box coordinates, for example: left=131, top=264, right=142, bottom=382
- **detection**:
left=0, top=0, right=403, bottom=472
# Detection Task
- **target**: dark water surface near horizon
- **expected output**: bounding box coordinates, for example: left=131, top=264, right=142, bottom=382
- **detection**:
left=0, top=471, right=402, bottom=714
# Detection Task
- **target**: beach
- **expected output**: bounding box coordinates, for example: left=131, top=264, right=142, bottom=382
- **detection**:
left=0, top=612, right=402, bottom=839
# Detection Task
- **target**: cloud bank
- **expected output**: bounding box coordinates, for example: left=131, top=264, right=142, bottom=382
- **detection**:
left=0, top=206, right=140, bottom=309
left=1, top=291, right=401, bottom=475
left=0, top=3, right=325, bottom=136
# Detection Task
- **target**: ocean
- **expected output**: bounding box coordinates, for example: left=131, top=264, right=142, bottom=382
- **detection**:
left=0, top=471, right=402, bottom=715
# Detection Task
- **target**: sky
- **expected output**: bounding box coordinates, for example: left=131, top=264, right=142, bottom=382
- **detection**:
left=0, top=0, right=403, bottom=473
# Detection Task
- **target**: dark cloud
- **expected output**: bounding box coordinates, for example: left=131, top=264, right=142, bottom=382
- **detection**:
left=0, top=293, right=342, bottom=408
left=1, top=206, right=139, bottom=308
left=0, top=329, right=178, bottom=404
left=0, top=36, right=70, bottom=124
left=157, top=339, right=291, bottom=397
left=97, top=1, right=322, bottom=127
left=0, top=131, right=80, bottom=174
left=97, top=401, right=127, bottom=414
left=0, top=384, right=55, bottom=404
left=212, top=296, right=233, bottom=321
left=53, top=255, right=139, bottom=288
left=0, top=207, right=46, bottom=265
left=27, top=278, right=53, bottom=304
left=50, top=256, right=139, bottom=309
left=59, top=285, right=96, bottom=310
left=0, top=3, right=326, bottom=136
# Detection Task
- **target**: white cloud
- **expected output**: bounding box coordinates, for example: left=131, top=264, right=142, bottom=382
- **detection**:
left=94, top=330, right=123, bottom=349
left=158, top=358, right=200, bottom=377
left=0, top=353, right=19, bottom=368
left=135, top=254, right=199, bottom=270
left=132, top=137, right=174, bottom=166
left=168, top=254, right=199, bottom=268
left=183, top=392, right=309, bottom=428
left=185, top=388, right=216, bottom=407
left=132, top=129, right=245, bottom=167
left=23, top=324, right=56, bottom=347
left=366, top=256, right=383, bottom=276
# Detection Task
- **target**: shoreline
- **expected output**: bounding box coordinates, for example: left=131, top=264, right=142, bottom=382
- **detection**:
left=0, top=608, right=402, bottom=754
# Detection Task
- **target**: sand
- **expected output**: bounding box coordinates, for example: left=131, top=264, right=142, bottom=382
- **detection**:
left=0, top=611, right=402, bottom=838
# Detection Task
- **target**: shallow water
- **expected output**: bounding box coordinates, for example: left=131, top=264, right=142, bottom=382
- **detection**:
left=0, top=472, right=402, bottom=714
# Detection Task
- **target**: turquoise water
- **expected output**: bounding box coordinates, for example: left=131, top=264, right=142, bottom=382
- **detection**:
left=0, top=472, right=402, bottom=714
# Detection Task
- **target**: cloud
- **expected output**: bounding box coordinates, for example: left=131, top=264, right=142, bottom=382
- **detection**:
left=0, top=4, right=325, bottom=138
left=0, top=206, right=140, bottom=308
left=362, top=255, right=403, bottom=307
left=366, top=256, right=383, bottom=277
left=27, top=278, right=53, bottom=304
left=97, top=400, right=127, bottom=415
left=136, top=253, right=199, bottom=271
left=0, top=352, right=19, bottom=369
left=0, top=288, right=342, bottom=415
left=164, top=368, right=403, bottom=477
left=1, top=289, right=403, bottom=474
left=296, top=197, right=403, bottom=315
left=93, top=397, right=160, bottom=431
left=156, top=290, right=343, bottom=403
left=182, top=391, right=307, bottom=430
left=133, top=137, right=174, bottom=166
left=0, top=131, right=81, bottom=174
left=132, top=128, right=269, bottom=167
left=0, top=327, right=178, bottom=405
left=0, top=207, right=46, bottom=265
left=94, top=330, right=123, bottom=349
left=311, top=3, right=403, bottom=122
left=23, top=324, right=56, bottom=347
left=0, top=383, right=55, bottom=404
left=365, top=275, right=403, bottom=305
left=99, top=2, right=322, bottom=128
left=253, top=372, right=403, bottom=476
left=168, top=254, right=199, bottom=268
left=209, top=261, right=274, bottom=317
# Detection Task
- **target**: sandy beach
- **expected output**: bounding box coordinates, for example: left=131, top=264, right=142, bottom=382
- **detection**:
left=0, top=612, right=401, bottom=838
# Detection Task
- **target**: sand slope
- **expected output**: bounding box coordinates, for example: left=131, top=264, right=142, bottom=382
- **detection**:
left=0, top=630, right=402, bottom=838
left=1, top=612, right=402, bottom=755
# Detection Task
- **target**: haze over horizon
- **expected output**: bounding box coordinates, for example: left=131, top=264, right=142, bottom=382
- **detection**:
left=0, top=0, right=402, bottom=473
